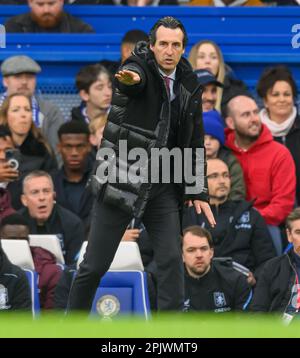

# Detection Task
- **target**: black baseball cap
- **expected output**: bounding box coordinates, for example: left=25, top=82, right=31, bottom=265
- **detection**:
left=194, top=69, right=223, bottom=88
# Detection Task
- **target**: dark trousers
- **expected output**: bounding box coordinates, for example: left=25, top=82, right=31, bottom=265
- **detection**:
left=68, top=183, right=184, bottom=311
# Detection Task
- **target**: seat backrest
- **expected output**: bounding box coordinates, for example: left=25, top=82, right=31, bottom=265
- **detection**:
left=1, top=239, right=35, bottom=270
left=90, top=271, right=151, bottom=319
left=76, top=241, right=144, bottom=271
left=41, top=93, right=81, bottom=121
left=29, top=235, right=65, bottom=265
left=75, top=242, right=149, bottom=318
left=23, top=269, right=40, bottom=316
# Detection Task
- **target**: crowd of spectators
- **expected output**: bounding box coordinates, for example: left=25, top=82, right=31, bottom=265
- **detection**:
left=0, top=1, right=300, bottom=321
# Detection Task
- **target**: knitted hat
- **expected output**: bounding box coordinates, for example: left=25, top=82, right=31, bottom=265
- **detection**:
left=203, top=110, right=225, bottom=146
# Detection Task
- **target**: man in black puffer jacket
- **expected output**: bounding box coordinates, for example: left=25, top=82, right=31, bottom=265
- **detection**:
left=68, top=16, right=215, bottom=312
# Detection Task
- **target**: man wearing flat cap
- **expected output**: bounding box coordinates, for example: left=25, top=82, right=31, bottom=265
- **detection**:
left=194, top=69, right=224, bottom=113
left=1, top=55, right=65, bottom=159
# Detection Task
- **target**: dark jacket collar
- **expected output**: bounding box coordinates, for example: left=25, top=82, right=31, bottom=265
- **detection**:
left=0, top=248, right=10, bottom=275
left=60, top=157, right=93, bottom=183
left=290, top=249, right=300, bottom=267
left=15, top=12, right=68, bottom=32
left=0, top=245, right=3, bottom=272
left=21, top=204, right=58, bottom=231
left=289, top=114, right=300, bottom=134
left=18, top=131, right=47, bottom=157
left=211, top=199, right=253, bottom=223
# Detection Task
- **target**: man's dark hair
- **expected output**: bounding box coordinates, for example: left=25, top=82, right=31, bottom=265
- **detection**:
left=0, top=125, right=12, bottom=140
left=58, top=121, right=90, bottom=140
left=182, top=226, right=213, bottom=248
left=257, top=65, right=298, bottom=100
left=286, top=207, right=300, bottom=231
left=122, top=29, right=148, bottom=45
left=75, top=64, right=112, bottom=93
left=149, top=16, right=188, bottom=49
left=1, top=213, right=29, bottom=229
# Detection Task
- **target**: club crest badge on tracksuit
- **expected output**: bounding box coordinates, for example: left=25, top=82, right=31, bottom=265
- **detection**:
left=213, top=292, right=226, bottom=308
left=0, top=284, right=9, bottom=310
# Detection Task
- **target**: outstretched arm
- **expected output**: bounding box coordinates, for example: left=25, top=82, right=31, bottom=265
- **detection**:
left=115, top=69, right=141, bottom=86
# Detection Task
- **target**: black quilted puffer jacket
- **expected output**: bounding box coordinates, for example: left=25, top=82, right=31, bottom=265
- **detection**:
left=91, top=41, right=208, bottom=219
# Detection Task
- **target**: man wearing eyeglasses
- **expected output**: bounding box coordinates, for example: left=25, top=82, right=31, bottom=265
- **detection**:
left=183, top=158, right=276, bottom=285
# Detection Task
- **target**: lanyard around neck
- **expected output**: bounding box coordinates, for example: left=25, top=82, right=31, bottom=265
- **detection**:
left=295, top=273, right=300, bottom=311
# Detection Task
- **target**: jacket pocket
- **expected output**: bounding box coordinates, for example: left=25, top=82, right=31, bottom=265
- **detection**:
left=102, top=183, right=138, bottom=215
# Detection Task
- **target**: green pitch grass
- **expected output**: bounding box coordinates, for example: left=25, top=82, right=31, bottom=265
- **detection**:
left=0, top=313, right=299, bottom=338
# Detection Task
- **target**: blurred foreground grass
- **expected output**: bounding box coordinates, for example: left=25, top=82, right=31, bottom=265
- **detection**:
left=0, top=312, right=299, bottom=338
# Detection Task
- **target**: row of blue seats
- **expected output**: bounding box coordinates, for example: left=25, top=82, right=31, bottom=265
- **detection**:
left=1, top=33, right=299, bottom=92
left=0, top=5, right=300, bottom=35
left=0, top=6, right=300, bottom=91
left=26, top=269, right=151, bottom=318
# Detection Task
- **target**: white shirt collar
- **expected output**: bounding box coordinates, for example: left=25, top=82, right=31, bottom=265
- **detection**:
left=159, top=67, right=176, bottom=81
left=158, top=68, right=176, bottom=101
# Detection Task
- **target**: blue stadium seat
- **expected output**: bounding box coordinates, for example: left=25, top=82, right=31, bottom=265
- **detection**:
left=24, top=269, right=40, bottom=317
left=90, top=271, right=151, bottom=320
left=76, top=242, right=150, bottom=319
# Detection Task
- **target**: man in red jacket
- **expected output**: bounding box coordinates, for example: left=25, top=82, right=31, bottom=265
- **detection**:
left=224, top=95, right=296, bottom=255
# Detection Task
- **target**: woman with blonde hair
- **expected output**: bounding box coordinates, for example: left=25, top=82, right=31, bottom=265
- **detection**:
left=189, top=40, right=225, bottom=111
left=0, top=93, right=57, bottom=208
left=88, top=113, right=107, bottom=149
left=88, top=113, right=108, bottom=161
left=189, top=39, right=247, bottom=113
left=0, top=93, right=53, bottom=153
